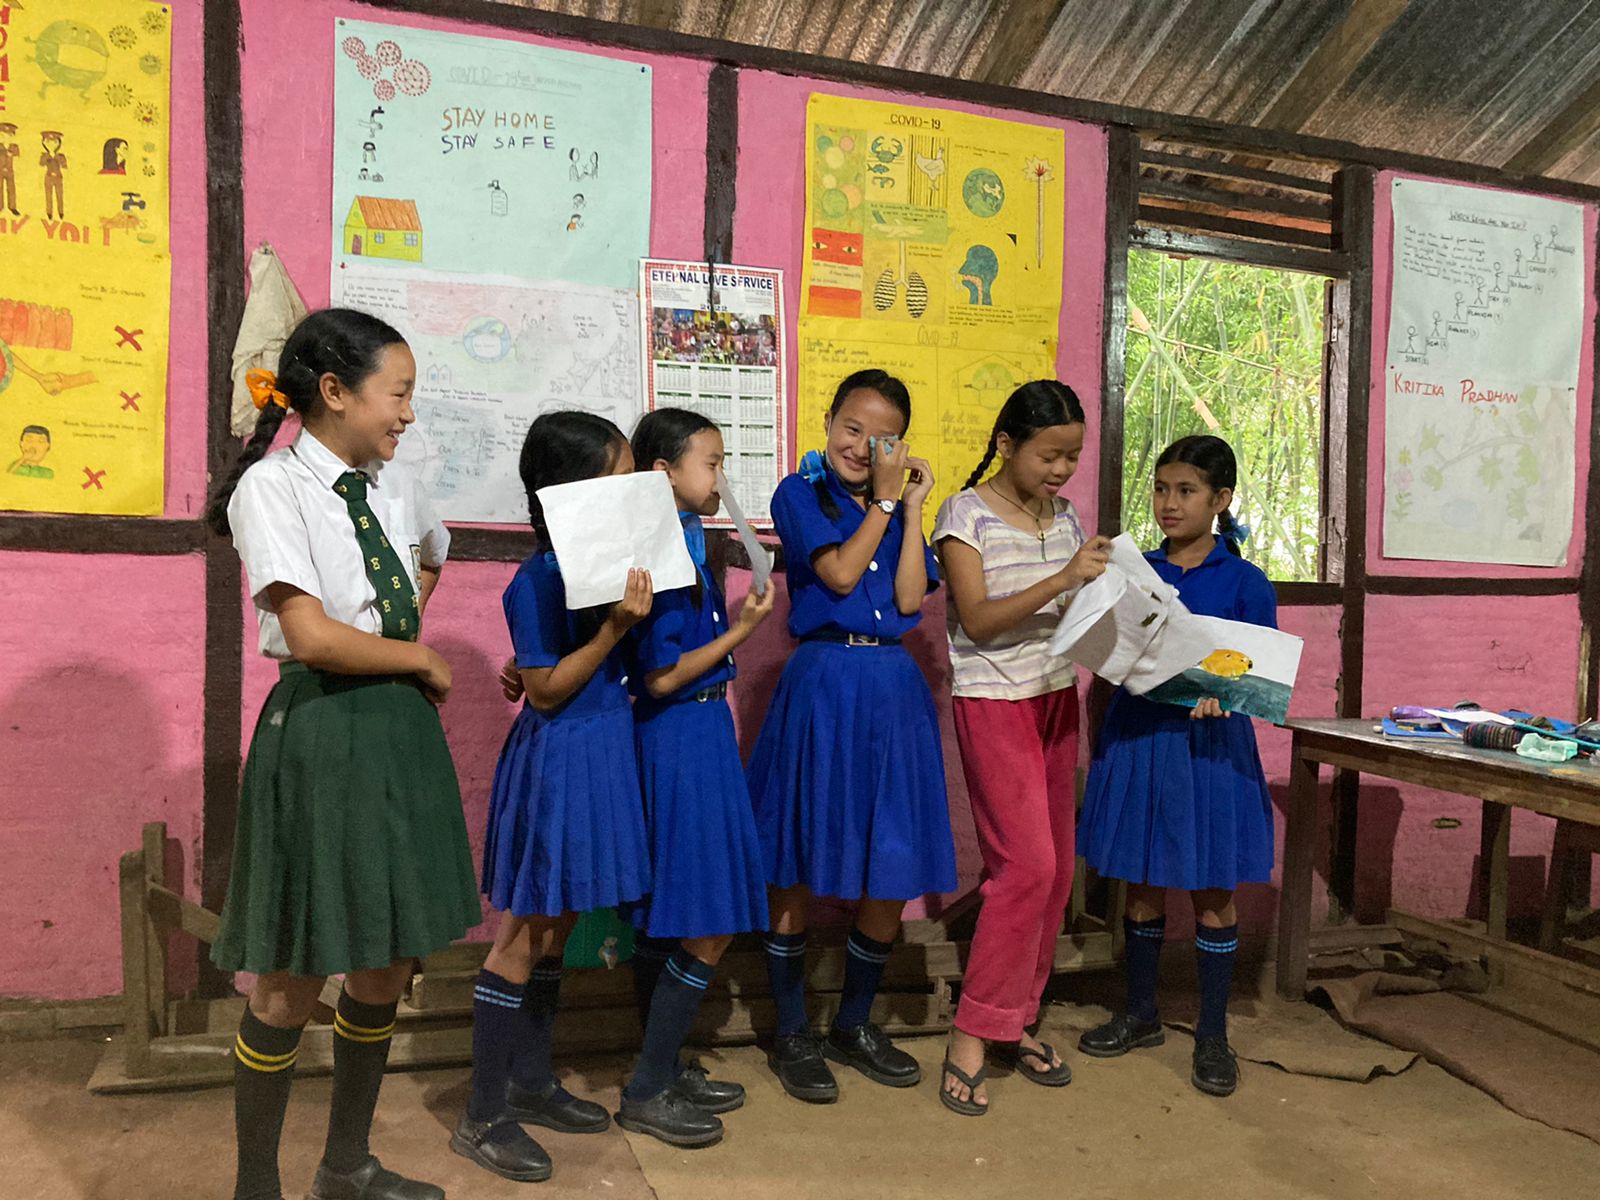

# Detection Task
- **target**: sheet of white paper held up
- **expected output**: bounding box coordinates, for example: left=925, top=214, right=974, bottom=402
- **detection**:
left=537, top=472, right=697, bottom=609
left=717, top=468, right=774, bottom=595
left=1048, top=533, right=1214, bottom=694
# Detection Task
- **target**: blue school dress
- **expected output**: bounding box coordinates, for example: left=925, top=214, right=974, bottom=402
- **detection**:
left=626, top=515, right=770, bottom=939
left=482, top=552, right=651, bottom=917
left=746, top=471, right=958, bottom=902
left=1079, top=538, right=1277, bottom=891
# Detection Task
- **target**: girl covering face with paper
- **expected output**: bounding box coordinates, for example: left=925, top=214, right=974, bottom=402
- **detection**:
left=609, top=407, right=776, bottom=1147
left=456, top=412, right=655, bottom=1183
left=1076, top=434, right=1276, bottom=1101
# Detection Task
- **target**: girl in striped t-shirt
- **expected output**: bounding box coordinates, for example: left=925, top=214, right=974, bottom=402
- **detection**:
left=931, top=380, right=1110, bottom=1116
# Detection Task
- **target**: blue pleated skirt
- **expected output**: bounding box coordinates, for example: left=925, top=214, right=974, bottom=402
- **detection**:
left=747, top=640, right=958, bottom=902
left=1079, top=690, right=1274, bottom=891
left=482, top=702, right=651, bottom=918
left=628, top=695, right=770, bottom=939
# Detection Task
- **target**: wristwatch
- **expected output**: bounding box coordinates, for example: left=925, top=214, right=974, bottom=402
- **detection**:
left=872, top=498, right=896, bottom=516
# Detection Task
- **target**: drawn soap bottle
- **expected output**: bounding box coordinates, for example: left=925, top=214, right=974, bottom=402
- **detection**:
left=488, top=179, right=508, bottom=217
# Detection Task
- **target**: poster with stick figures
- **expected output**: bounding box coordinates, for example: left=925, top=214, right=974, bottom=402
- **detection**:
left=1382, top=176, right=1585, bottom=566
left=0, top=1, right=172, bottom=516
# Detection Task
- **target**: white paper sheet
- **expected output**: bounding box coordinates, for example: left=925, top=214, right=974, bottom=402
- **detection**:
left=717, top=468, right=774, bottom=595
left=537, top=472, right=696, bottom=609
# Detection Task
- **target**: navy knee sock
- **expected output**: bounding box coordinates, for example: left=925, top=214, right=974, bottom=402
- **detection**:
left=1123, top=916, right=1166, bottom=1023
left=631, top=936, right=676, bottom=1028
left=624, top=950, right=714, bottom=1101
left=510, top=956, right=564, bottom=1094
left=323, top=991, right=399, bottom=1173
left=834, top=929, right=893, bottom=1032
left=1194, top=923, right=1239, bottom=1040
left=763, top=931, right=809, bottom=1038
left=467, top=969, right=525, bottom=1126
left=232, top=1007, right=304, bottom=1200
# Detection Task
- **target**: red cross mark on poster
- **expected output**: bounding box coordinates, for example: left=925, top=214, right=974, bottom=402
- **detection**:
left=81, top=467, right=107, bottom=490
left=120, top=391, right=141, bottom=411
left=114, top=326, right=145, bottom=351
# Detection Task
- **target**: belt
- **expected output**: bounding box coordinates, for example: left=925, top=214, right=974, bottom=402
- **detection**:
left=691, top=682, right=729, bottom=703
left=803, top=630, right=901, bottom=647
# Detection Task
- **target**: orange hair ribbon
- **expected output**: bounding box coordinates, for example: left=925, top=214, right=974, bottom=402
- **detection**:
left=247, top=368, right=290, bottom=411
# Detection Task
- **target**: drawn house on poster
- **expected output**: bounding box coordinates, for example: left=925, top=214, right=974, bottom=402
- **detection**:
left=343, top=197, right=424, bottom=262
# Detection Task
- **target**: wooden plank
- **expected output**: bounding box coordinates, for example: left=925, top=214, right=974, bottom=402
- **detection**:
left=1365, top=575, right=1578, bottom=596
left=1389, top=909, right=1600, bottom=999
left=702, top=62, right=738, bottom=265
left=147, top=885, right=223, bottom=945
left=1128, top=227, right=1349, bottom=277
left=1307, top=923, right=1402, bottom=952
left=1276, top=740, right=1322, bottom=999
left=1137, top=175, right=1333, bottom=222
left=1138, top=204, right=1334, bottom=250
left=1254, top=0, right=1411, bottom=134
left=447, top=527, right=536, bottom=563
left=1580, top=212, right=1600, bottom=722
left=141, top=825, right=168, bottom=1040
left=1098, top=126, right=1138, bottom=535
left=1275, top=581, right=1341, bottom=607
left=0, top=517, right=204, bottom=555
left=117, top=852, right=153, bottom=1077
left=1139, top=149, right=1333, bottom=196
left=1477, top=800, right=1512, bottom=944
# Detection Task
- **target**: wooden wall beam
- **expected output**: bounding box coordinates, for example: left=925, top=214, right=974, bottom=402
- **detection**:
left=0, top=517, right=204, bottom=556
left=1580, top=211, right=1600, bottom=720
left=703, top=61, right=739, bottom=264
left=1097, top=126, right=1138, bottom=534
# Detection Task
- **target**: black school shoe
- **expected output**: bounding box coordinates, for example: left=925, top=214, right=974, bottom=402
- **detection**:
left=616, top=1087, right=724, bottom=1148
left=506, top=1077, right=612, bottom=1133
left=1191, top=1036, right=1239, bottom=1097
left=450, top=1113, right=553, bottom=1184
left=823, top=1022, right=922, bottom=1087
left=1077, top=1012, right=1166, bottom=1058
left=672, top=1060, right=746, bottom=1113
left=310, top=1154, right=446, bottom=1200
left=767, top=1032, right=839, bottom=1103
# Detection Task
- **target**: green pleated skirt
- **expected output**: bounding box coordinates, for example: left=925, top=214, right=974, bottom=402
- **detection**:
left=211, top=663, right=482, bottom=977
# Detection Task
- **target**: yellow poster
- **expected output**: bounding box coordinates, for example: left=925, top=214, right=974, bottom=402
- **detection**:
left=797, top=94, right=1065, bottom=526
left=0, top=1, right=171, bottom=515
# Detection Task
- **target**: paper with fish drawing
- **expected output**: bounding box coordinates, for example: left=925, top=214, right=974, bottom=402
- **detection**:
left=1144, top=617, right=1304, bottom=726
left=537, top=471, right=695, bottom=609
left=796, top=94, right=1065, bottom=533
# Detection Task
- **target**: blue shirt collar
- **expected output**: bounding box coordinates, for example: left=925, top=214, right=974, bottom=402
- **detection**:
left=1148, top=535, right=1231, bottom=570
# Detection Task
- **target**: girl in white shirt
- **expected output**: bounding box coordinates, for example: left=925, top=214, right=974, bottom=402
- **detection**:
left=931, top=380, right=1109, bottom=1116
left=203, top=308, right=479, bottom=1200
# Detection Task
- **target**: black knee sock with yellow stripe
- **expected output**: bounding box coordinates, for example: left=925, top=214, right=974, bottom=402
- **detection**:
left=322, top=990, right=398, bottom=1174
left=233, top=1007, right=304, bottom=1200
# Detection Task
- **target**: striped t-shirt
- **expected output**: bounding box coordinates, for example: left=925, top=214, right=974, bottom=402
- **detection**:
left=932, top=488, right=1087, bottom=701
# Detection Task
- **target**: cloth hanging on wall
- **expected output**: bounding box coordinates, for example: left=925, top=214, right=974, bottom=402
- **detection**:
left=230, top=244, right=308, bottom=437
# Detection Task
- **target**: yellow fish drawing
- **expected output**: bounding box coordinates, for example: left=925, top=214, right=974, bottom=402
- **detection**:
left=1200, top=649, right=1252, bottom=679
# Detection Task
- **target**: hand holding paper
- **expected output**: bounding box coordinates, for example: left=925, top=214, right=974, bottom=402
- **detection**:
left=537, top=472, right=696, bottom=609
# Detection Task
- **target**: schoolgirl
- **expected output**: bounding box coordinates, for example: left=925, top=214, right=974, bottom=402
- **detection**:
left=747, top=368, right=958, bottom=1103
left=931, top=381, right=1111, bottom=1116
left=619, top=407, right=777, bottom=1145
left=204, top=308, right=481, bottom=1200
left=1077, top=434, right=1277, bottom=1098
left=452, top=412, right=656, bottom=1182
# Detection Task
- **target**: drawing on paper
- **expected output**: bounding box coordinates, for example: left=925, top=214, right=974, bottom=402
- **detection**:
left=343, top=196, right=423, bottom=261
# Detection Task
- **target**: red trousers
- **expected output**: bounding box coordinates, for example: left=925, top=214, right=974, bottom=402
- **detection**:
left=951, top=688, right=1079, bottom=1042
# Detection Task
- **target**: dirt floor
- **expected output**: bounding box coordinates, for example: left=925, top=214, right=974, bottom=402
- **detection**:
left=4, top=993, right=1599, bottom=1200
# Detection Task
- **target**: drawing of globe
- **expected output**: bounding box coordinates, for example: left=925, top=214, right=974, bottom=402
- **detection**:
left=463, top=318, right=512, bottom=363
left=962, top=169, right=1005, bottom=218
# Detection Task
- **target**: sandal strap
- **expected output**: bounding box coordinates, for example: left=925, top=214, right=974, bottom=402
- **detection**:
left=941, top=1057, right=988, bottom=1089
left=1016, top=1041, right=1058, bottom=1068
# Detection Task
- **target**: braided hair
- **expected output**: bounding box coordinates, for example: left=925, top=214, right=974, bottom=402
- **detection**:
left=1155, top=434, right=1244, bottom=556
left=815, top=368, right=912, bottom=520
left=963, top=379, right=1087, bottom=490
left=204, top=308, right=407, bottom=537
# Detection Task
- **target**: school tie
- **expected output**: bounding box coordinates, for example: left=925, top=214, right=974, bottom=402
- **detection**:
left=334, top=470, right=419, bottom=641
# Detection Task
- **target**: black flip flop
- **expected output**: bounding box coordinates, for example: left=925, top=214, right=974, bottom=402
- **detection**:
left=938, top=1058, right=989, bottom=1117
left=999, top=1041, right=1073, bottom=1087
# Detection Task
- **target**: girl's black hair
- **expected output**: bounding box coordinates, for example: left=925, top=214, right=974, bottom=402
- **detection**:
left=631, top=406, right=718, bottom=472
left=519, top=410, right=630, bottom=645
left=203, top=307, right=407, bottom=536
left=963, top=379, right=1087, bottom=489
left=631, top=406, right=719, bottom=605
left=816, top=368, right=913, bottom=519
left=1156, top=433, right=1244, bottom=557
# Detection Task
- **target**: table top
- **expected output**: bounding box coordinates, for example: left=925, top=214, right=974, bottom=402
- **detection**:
left=1285, top=718, right=1600, bottom=809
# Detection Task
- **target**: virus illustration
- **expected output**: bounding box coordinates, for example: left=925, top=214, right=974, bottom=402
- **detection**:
left=142, top=10, right=169, bottom=36
left=393, top=58, right=431, bottom=97
left=375, top=40, right=403, bottom=67
left=356, top=56, right=381, bottom=80
left=143, top=163, right=157, bottom=178
left=374, top=79, right=397, bottom=103
left=26, top=21, right=110, bottom=99
left=110, top=26, right=138, bottom=50
left=139, top=54, right=162, bottom=76
left=136, top=102, right=160, bottom=128
left=341, top=35, right=367, bottom=60
left=106, top=83, right=134, bottom=108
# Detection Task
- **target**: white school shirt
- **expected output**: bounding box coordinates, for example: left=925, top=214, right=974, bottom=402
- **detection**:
left=933, top=488, right=1086, bottom=701
left=228, top=429, right=450, bottom=660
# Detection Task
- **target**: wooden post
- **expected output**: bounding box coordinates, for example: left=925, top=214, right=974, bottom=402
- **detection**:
left=141, top=823, right=169, bottom=1039
left=118, top=850, right=153, bottom=1077
left=1477, top=800, right=1512, bottom=943
left=1276, top=738, right=1321, bottom=999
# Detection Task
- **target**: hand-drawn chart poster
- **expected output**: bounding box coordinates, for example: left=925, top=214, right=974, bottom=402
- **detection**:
left=641, top=260, right=786, bottom=525
left=1383, top=177, right=1584, bottom=566
left=796, top=94, right=1064, bottom=529
left=334, top=266, right=643, bottom=525
left=0, top=1, right=172, bottom=516
left=331, top=19, right=651, bottom=290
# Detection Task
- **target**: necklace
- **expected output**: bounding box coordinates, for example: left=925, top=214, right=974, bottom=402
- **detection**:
left=989, top=481, right=1051, bottom=558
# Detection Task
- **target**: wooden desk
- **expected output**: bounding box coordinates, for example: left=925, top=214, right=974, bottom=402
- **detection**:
left=1275, top=718, right=1600, bottom=999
